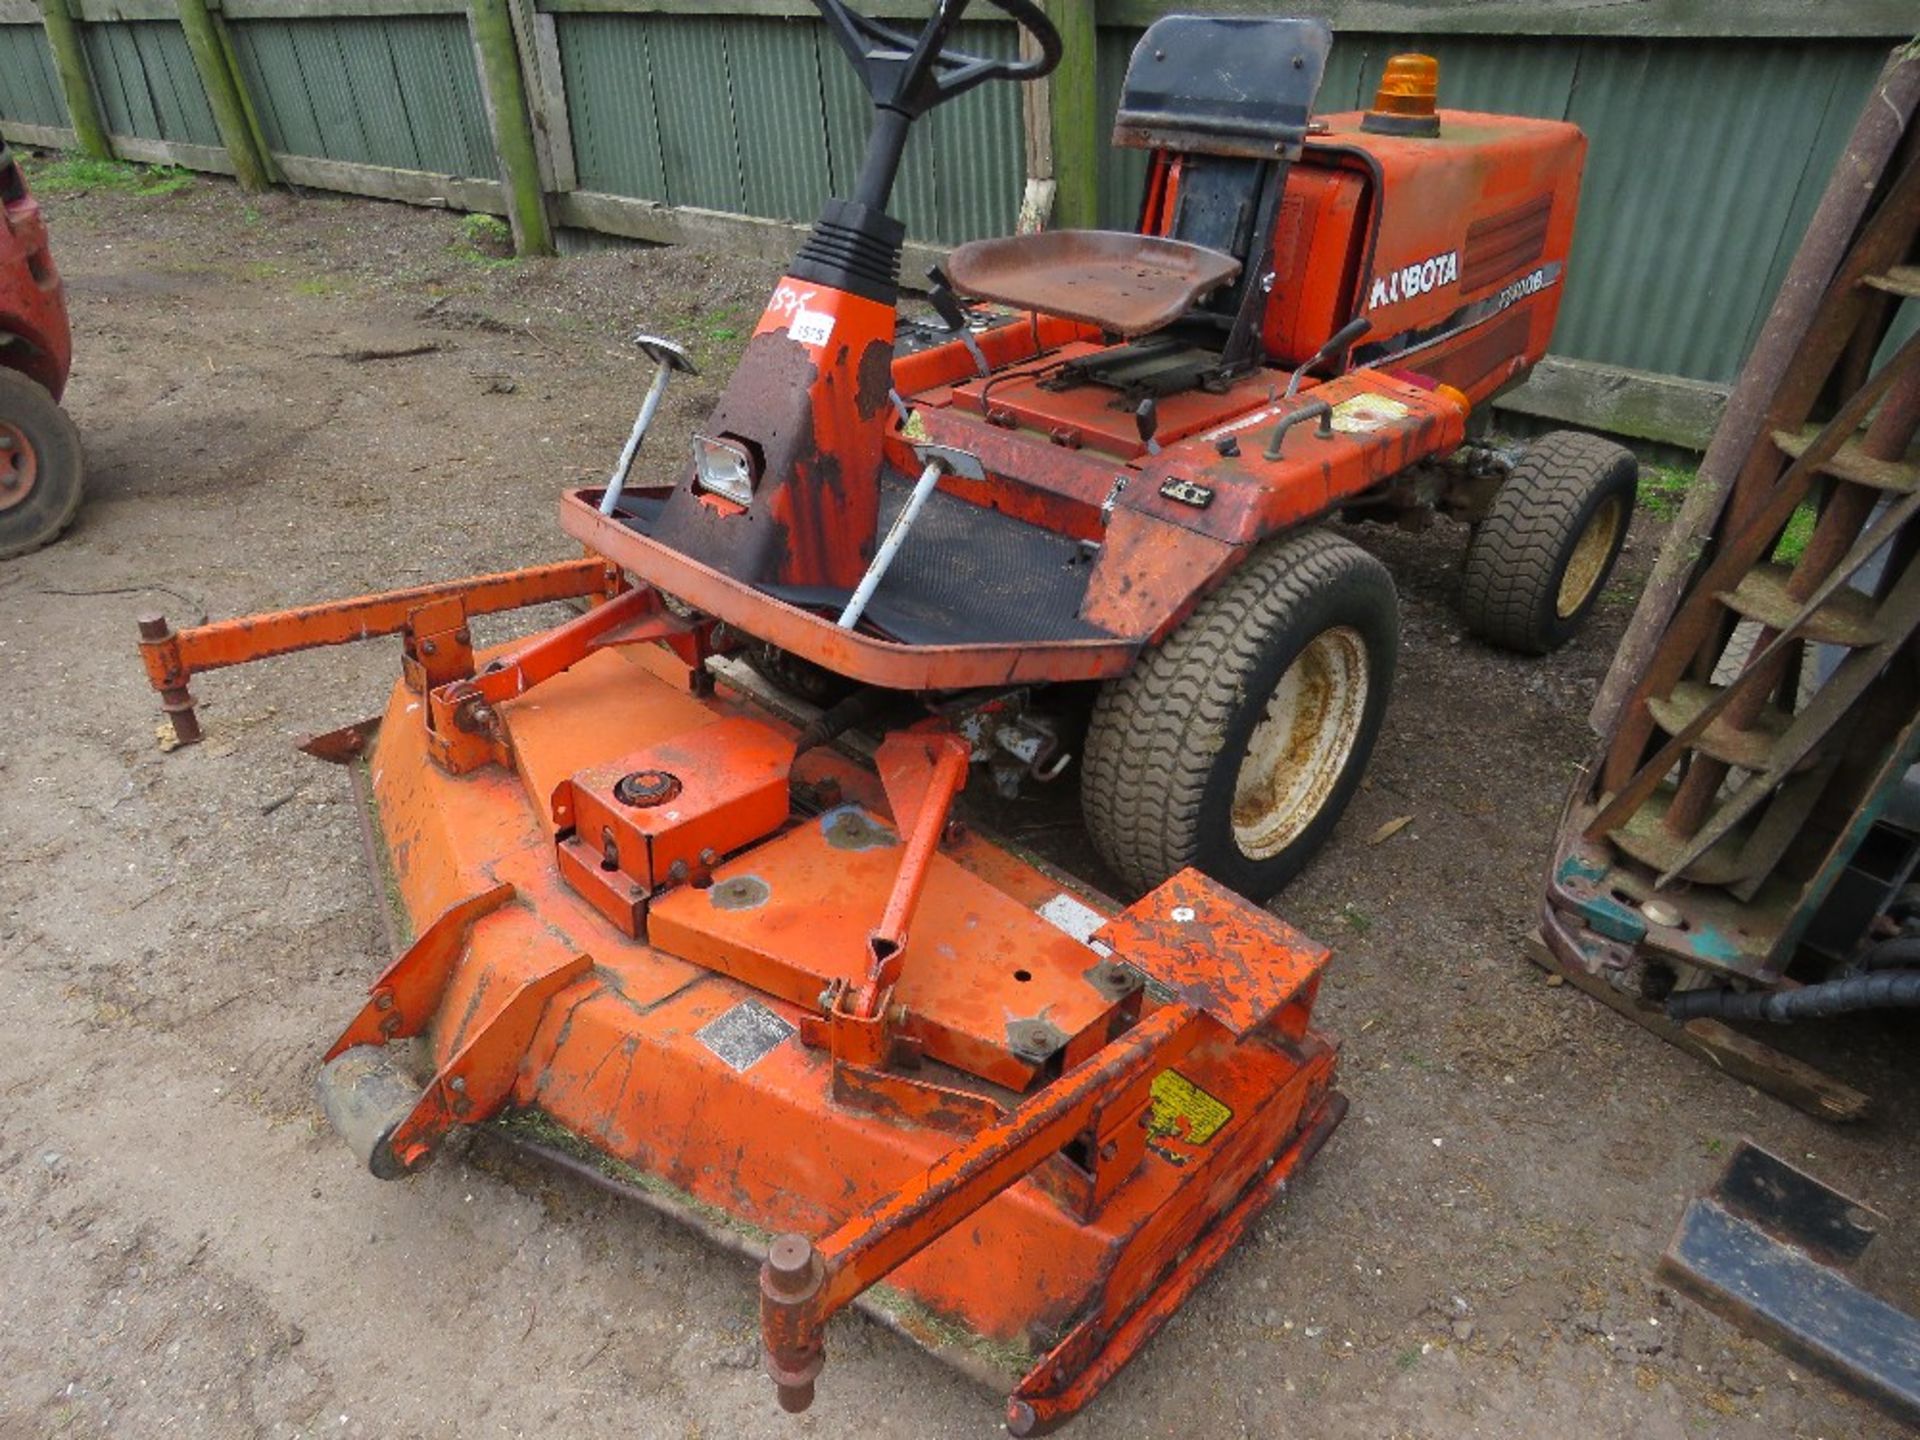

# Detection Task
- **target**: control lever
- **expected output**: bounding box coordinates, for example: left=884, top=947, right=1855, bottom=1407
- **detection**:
left=838, top=444, right=987, bottom=632
left=1134, top=397, right=1160, bottom=457
left=926, top=265, right=990, bottom=378
left=1282, top=314, right=1372, bottom=400
left=599, top=334, right=698, bottom=517
left=1266, top=315, right=1373, bottom=460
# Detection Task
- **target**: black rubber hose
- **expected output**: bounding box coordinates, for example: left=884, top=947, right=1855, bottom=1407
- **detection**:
left=1859, top=935, right=1920, bottom=971
left=1667, top=970, right=1920, bottom=1024
left=793, top=687, right=893, bottom=756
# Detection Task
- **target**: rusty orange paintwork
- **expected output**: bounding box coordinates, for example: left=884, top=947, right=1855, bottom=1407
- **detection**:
left=560, top=493, right=1144, bottom=686
left=120, top=45, right=1595, bottom=1433
left=300, top=628, right=1343, bottom=1427
left=135, top=557, right=623, bottom=744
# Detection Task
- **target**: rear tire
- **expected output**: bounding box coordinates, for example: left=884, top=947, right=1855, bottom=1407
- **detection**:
left=0, top=367, right=83, bottom=560
left=1458, top=429, right=1635, bottom=654
left=1082, top=528, right=1398, bottom=901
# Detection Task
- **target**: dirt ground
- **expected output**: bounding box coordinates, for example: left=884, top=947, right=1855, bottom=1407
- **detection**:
left=1, top=172, right=1913, bottom=1440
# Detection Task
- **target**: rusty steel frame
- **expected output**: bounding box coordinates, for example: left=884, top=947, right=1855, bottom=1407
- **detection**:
left=136, top=557, right=624, bottom=745
left=1590, top=50, right=1920, bottom=737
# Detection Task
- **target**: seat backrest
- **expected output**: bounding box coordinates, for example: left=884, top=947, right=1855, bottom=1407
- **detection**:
left=1162, top=154, right=1267, bottom=322
left=1113, top=16, right=1331, bottom=160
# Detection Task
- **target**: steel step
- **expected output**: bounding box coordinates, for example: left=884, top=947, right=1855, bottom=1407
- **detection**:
left=1606, top=785, right=1754, bottom=886
left=1772, top=425, right=1920, bottom=494
left=1645, top=680, right=1806, bottom=772
left=1863, top=264, right=1920, bottom=299
left=1718, top=562, right=1883, bottom=647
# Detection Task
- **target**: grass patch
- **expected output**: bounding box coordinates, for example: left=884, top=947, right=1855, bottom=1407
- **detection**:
left=451, top=212, right=516, bottom=267
left=1773, top=503, right=1816, bottom=565
left=21, top=153, right=193, bottom=198
left=1638, top=463, right=1694, bottom=520
left=1637, top=461, right=1816, bottom=563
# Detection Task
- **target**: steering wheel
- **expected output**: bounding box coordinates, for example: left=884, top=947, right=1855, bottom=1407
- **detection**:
left=813, top=0, right=1062, bottom=119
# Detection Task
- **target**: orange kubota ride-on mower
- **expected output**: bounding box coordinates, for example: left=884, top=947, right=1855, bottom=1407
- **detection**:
left=138, top=7, right=1616, bottom=1429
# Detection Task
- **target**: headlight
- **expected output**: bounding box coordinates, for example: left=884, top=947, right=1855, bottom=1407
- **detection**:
left=693, top=434, right=755, bottom=506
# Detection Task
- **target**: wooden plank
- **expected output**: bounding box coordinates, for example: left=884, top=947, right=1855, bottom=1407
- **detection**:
left=507, top=0, right=574, bottom=193
left=274, top=150, right=507, bottom=211
left=0, top=1, right=42, bottom=22
left=54, top=0, right=1906, bottom=33
left=537, top=0, right=943, bottom=15
left=110, top=131, right=236, bottom=170
left=222, top=0, right=465, bottom=13
left=176, top=0, right=273, bottom=188
left=37, top=0, right=114, bottom=157
left=0, top=119, right=78, bottom=149
left=1494, top=355, right=1730, bottom=451
left=1039, top=0, right=1095, bottom=229
left=468, top=0, right=554, bottom=253
left=1524, top=932, right=1871, bottom=1123
left=552, top=187, right=945, bottom=276
left=1106, top=0, right=1920, bottom=40
left=65, top=0, right=179, bottom=19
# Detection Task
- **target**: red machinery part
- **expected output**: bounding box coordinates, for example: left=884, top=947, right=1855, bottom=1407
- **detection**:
left=0, top=146, right=72, bottom=400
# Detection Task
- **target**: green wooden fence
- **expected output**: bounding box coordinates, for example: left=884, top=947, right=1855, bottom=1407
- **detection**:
left=0, top=0, right=1912, bottom=447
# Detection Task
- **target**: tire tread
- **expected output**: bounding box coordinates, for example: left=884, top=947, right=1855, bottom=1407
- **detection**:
left=1083, top=528, right=1393, bottom=895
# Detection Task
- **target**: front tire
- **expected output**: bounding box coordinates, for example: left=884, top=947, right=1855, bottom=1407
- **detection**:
left=0, top=368, right=83, bottom=560
left=1458, top=429, right=1635, bottom=654
left=1082, top=528, right=1398, bottom=901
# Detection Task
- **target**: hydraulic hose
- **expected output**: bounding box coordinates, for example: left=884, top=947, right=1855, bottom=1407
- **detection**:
left=1858, top=934, right=1920, bottom=971
left=793, top=686, right=895, bottom=756
left=1666, top=970, right=1920, bottom=1024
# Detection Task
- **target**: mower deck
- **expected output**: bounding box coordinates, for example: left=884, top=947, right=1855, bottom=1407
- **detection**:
left=291, top=625, right=1345, bottom=1429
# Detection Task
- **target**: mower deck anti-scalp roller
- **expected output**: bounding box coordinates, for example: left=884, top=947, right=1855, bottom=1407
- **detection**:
left=139, top=1, right=1617, bottom=1425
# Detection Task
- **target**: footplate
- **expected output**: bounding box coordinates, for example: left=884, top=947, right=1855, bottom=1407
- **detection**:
left=1660, top=1141, right=1918, bottom=1427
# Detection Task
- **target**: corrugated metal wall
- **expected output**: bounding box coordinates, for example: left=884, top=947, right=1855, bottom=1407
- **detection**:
left=81, top=20, right=220, bottom=148
left=0, top=24, right=68, bottom=130
left=227, top=16, right=495, bottom=177
left=0, top=6, right=1905, bottom=406
left=555, top=12, right=1022, bottom=239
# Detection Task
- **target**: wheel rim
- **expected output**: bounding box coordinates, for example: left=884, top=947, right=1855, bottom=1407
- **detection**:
left=1556, top=494, right=1624, bottom=619
left=0, top=421, right=37, bottom=514
left=1230, top=625, right=1369, bottom=861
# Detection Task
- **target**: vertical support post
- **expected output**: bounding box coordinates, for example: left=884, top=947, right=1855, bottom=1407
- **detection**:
left=173, top=0, right=271, bottom=191
left=210, top=8, right=280, bottom=186
left=1017, top=24, right=1054, bottom=233
left=505, top=0, right=576, bottom=195
left=468, top=0, right=554, bottom=257
left=1040, top=0, right=1098, bottom=230
left=36, top=0, right=110, bottom=160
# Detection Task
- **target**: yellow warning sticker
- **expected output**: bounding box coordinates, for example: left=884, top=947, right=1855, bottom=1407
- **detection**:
left=1147, top=1069, right=1233, bottom=1162
left=1329, top=392, right=1411, bottom=434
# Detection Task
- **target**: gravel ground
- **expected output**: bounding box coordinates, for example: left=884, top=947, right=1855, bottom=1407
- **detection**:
left=0, top=171, right=1912, bottom=1440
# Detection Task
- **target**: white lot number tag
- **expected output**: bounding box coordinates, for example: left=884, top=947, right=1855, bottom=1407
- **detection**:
left=789, top=307, right=835, bottom=347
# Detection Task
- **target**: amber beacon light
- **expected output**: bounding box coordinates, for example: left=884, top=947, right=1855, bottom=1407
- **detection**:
left=1363, top=53, right=1441, bottom=137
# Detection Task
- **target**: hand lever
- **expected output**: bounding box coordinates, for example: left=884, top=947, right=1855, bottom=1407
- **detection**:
left=1282, top=314, right=1372, bottom=400
left=926, top=264, right=989, bottom=378
left=1134, top=397, right=1161, bottom=457
left=600, top=335, right=698, bottom=517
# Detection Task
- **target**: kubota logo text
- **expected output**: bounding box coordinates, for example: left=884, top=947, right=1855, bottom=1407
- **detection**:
left=1368, top=249, right=1459, bottom=309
